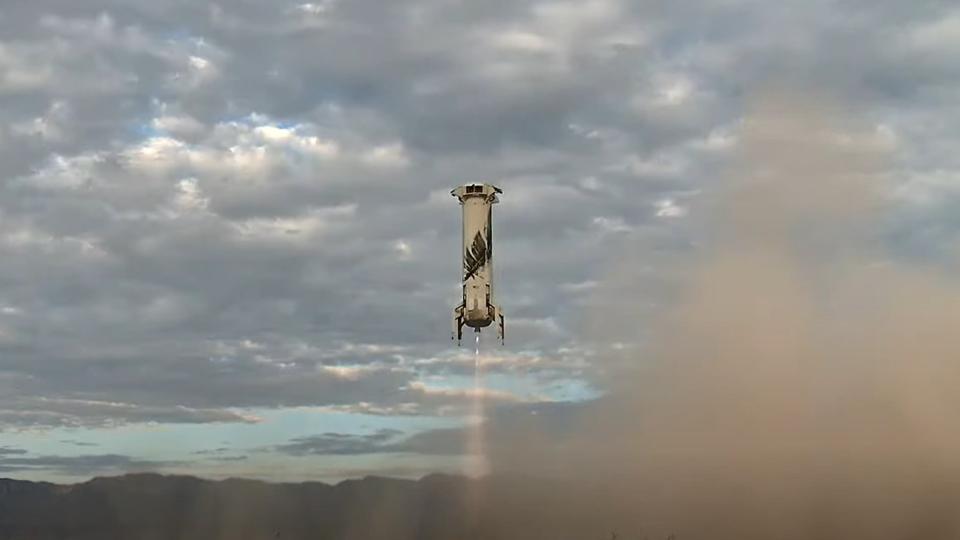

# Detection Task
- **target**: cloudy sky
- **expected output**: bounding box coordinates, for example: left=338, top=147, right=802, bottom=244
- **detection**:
left=0, top=0, right=956, bottom=482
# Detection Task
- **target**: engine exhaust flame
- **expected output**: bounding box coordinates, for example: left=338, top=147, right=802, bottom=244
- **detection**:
left=466, top=331, right=489, bottom=477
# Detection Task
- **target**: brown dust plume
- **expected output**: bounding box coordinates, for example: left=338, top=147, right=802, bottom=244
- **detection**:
left=484, top=91, right=960, bottom=539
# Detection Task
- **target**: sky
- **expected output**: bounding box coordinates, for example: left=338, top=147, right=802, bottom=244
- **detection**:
left=0, top=0, right=957, bottom=483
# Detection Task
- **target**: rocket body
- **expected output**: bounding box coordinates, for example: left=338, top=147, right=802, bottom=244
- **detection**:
left=452, top=183, right=504, bottom=345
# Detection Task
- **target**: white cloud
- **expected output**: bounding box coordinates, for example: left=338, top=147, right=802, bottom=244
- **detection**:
left=172, top=178, right=210, bottom=213
left=11, top=101, right=70, bottom=141
left=394, top=240, right=413, bottom=260
left=188, top=55, right=211, bottom=71
left=318, top=402, right=422, bottom=416
left=592, top=216, right=632, bottom=234
left=619, top=153, right=687, bottom=178
left=120, top=116, right=350, bottom=187
left=362, top=143, right=410, bottom=168
left=319, top=365, right=376, bottom=381
left=17, top=153, right=102, bottom=190
left=0, top=43, right=55, bottom=92
left=489, top=30, right=558, bottom=53
left=531, top=0, right=622, bottom=41
left=168, top=54, right=220, bottom=91
left=907, top=10, right=960, bottom=54
left=578, top=176, right=602, bottom=191
left=151, top=114, right=206, bottom=138
left=892, top=170, right=960, bottom=207
left=296, top=1, right=337, bottom=16
left=231, top=204, right=357, bottom=241
left=656, top=77, right=694, bottom=106
left=654, top=198, right=687, bottom=218
left=252, top=125, right=341, bottom=158
left=407, top=381, right=528, bottom=403
left=560, top=280, right=599, bottom=292
left=691, top=126, right=738, bottom=152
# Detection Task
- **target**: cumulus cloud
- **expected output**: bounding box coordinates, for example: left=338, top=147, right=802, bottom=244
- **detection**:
left=0, top=0, right=953, bottom=482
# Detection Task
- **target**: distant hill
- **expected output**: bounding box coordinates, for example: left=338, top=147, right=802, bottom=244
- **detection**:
left=0, top=473, right=620, bottom=540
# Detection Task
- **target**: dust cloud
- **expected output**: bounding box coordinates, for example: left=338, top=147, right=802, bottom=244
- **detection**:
left=485, top=90, right=960, bottom=539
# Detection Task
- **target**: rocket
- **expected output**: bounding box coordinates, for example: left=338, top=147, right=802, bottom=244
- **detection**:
left=452, top=183, right=504, bottom=345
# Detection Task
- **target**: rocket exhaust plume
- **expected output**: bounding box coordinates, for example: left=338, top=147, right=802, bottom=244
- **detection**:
left=483, top=89, right=960, bottom=539
left=466, top=331, right=490, bottom=477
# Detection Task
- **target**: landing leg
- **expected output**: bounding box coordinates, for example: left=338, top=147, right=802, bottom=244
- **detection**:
left=493, top=305, right=504, bottom=345
left=452, top=307, right=464, bottom=345
left=498, top=314, right=504, bottom=345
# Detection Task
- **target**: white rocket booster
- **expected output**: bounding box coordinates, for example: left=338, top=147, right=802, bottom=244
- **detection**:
left=452, top=183, right=504, bottom=345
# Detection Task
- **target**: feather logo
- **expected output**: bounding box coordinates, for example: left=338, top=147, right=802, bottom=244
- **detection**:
left=463, top=231, right=487, bottom=281
left=487, top=204, right=493, bottom=261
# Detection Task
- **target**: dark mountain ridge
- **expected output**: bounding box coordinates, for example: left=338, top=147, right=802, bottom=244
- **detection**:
left=0, top=472, right=610, bottom=540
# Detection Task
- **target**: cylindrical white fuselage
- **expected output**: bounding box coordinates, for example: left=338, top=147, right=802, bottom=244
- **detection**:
left=453, top=184, right=499, bottom=328
left=450, top=183, right=503, bottom=343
